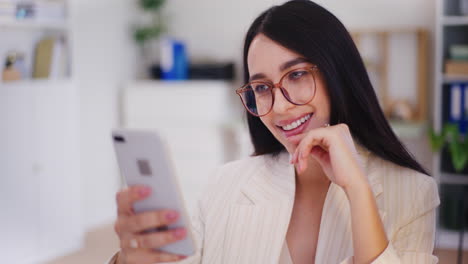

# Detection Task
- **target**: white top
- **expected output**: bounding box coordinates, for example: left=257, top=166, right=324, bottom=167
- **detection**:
left=279, top=242, right=294, bottom=264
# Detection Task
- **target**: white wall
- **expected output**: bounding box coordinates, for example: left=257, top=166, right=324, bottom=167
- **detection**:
left=69, top=0, right=137, bottom=229
left=163, top=0, right=435, bottom=66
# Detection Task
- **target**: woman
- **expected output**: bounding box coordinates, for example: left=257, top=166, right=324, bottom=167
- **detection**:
left=110, top=1, right=440, bottom=263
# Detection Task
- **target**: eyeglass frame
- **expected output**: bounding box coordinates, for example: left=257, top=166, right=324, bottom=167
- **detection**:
left=235, top=65, right=319, bottom=117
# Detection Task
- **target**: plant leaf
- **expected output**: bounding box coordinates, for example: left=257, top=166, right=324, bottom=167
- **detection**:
left=428, top=127, right=446, bottom=151
left=133, top=25, right=163, bottom=44
left=139, top=0, right=165, bottom=11
left=449, top=139, right=468, bottom=172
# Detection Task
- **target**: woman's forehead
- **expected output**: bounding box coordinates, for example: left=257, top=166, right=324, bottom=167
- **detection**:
left=247, top=34, right=305, bottom=75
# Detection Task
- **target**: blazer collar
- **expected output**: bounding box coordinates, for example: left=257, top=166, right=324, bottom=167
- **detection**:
left=240, top=144, right=383, bottom=205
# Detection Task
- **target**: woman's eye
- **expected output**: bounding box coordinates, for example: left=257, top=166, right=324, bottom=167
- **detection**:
left=288, top=70, right=308, bottom=80
left=253, top=84, right=270, bottom=93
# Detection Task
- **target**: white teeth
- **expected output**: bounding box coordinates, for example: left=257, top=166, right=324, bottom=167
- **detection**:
left=281, top=114, right=312, bottom=131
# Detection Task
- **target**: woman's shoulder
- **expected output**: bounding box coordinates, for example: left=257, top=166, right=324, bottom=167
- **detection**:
left=368, top=154, right=436, bottom=190
left=368, top=154, right=440, bottom=218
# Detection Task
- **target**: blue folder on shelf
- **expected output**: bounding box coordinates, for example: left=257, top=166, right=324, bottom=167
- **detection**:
left=449, top=83, right=468, bottom=134
left=464, top=84, right=468, bottom=134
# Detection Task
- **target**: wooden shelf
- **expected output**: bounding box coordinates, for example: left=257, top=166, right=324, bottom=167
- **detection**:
left=443, top=16, right=468, bottom=26
left=443, top=74, right=468, bottom=83
left=440, top=172, right=468, bottom=185
left=437, top=228, right=468, bottom=250
left=389, top=121, right=428, bottom=138
left=0, top=18, right=68, bottom=31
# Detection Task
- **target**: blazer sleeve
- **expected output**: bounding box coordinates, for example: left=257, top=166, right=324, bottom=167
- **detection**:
left=340, top=178, right=440, bottom=264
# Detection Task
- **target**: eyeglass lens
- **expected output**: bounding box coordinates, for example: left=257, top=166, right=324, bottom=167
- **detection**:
left=239, top=68, right=316, bottom=116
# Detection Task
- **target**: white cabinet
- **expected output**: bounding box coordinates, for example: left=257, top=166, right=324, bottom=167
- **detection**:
left=0, top=80, right=83, bottom=263
left=0, top=82, right=40, bottom=263
left=121, top=81, right=248, bottom=212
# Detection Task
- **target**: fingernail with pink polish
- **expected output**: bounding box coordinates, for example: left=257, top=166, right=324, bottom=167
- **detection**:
left=138, top=187, right=151, bottom=197
left=166, top=211, right=179, bottom=220
left=174, top=228, right=186, bottom=238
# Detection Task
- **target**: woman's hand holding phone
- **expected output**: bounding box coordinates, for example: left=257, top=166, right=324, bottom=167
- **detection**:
left=113, top=185, right=188, bottom=264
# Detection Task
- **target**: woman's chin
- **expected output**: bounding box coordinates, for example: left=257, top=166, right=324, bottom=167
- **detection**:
left=280, top=136, right=302, bottom=154
left=284, top=134, right=303, bottom=145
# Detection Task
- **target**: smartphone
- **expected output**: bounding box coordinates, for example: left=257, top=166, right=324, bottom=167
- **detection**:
left=112, top=129, right=196, bottom=256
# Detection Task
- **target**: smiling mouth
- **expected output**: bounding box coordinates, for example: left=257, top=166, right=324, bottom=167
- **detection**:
left=278, top=113, right=313, bottom=131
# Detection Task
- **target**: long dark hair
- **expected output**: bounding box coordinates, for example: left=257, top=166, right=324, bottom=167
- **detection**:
left=242, top=0, right=429, bottom=175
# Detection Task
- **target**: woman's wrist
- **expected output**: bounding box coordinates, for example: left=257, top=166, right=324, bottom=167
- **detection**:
left=343, top=173, right=371, bottom=200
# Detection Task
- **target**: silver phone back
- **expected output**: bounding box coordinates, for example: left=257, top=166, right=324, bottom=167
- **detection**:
left=112, top=129, right=196, bottom=256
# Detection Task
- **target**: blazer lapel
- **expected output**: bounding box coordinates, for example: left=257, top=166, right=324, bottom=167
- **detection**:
left=222, top=152, right=296, bottom=264
left=315, top=148, right=385, bottom=264
left=220, top=145, right=386, bottom=264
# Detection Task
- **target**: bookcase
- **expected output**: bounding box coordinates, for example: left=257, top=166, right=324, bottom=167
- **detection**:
left=0, top=0, right=70, bottom=83
left=0, top=1, right=83, bottom=263
left=434, top=0, right=468, bottom=251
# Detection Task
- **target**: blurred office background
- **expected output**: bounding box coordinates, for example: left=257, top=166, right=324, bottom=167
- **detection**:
left=2, top=0, right=468, bottom=263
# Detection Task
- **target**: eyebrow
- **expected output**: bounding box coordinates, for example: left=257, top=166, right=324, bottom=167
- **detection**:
left=280, top=57, right=309, bottom=71
left=248, top=57, right=309, bottom=82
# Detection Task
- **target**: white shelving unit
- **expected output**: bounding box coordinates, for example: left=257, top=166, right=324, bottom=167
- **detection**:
left=443, top=15, right=468, bottom=25
left=0, top=2, right=83, bottom=264
left=440, top=172, right=468, bottom=184
left=437, top=229, right=468, bottom=250
left=434, top=0, right=468, bottom=251
left=443, top=74, right=468, bottom=83
left=0, top=18, right=69, bottom=31
left=0, top=1, right=70, bottom=84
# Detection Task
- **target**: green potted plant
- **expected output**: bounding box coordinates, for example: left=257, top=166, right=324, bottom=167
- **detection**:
left=429, top=123, right=468, bottom=173
left=134, top=0, right=166, bottom=46
left=430, top=123, right=468, bottom=230
left=133, top=0, right=167, bottom=78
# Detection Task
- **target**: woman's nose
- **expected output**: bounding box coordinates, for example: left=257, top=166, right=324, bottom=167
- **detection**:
left=271, top=87, right=294, bottom=114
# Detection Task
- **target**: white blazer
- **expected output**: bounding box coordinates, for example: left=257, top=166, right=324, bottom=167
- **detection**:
left=109, top=147, right=440, bottom=264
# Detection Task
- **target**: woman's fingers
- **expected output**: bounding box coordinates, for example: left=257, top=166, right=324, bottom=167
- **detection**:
left=119, top=227, right=186, bottom=253
left=310, top=145, right=328, bottom=161
left=134, top=228, right=187, bottom=249
left=121, top=247, right=187, bottom=264
left=114, top=185, right=189, bottom=263
left=291, top=127, right=328, bottom=163
left=116, top=210, right=180, bottom=236
left=116, top=185, right=152, bottom=216
left=292, top=126, right=331, bottom=170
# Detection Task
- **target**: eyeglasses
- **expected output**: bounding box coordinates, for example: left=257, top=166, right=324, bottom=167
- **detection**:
left=236, top=66, right=318, bottom=117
